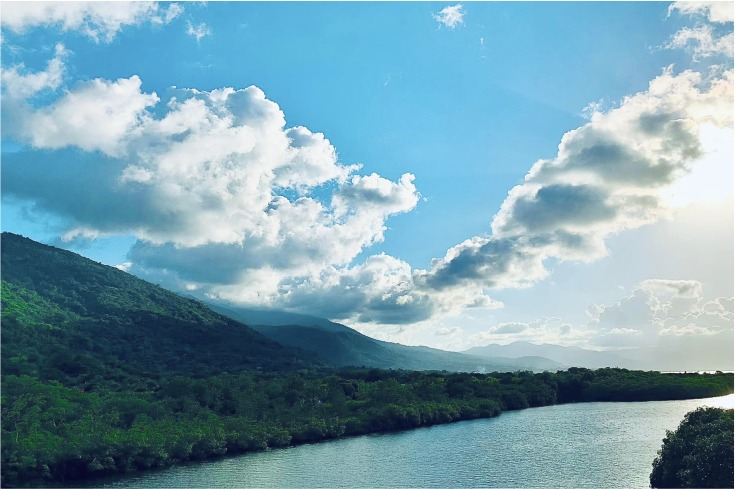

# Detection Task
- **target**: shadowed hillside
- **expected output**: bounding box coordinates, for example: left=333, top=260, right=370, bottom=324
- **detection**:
left=211, top=304, right=566, bottom=372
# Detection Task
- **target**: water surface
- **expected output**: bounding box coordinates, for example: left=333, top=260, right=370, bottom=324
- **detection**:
left=83, top=394, right=733, bottom=488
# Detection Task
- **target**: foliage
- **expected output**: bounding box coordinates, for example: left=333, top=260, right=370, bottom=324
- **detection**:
left=650, top=407, right=734, bottom=488
left=3, top=367, right=731, bottom=487
left=1, top=233, right=320, bottom=388
left=1, top=233, right=733, bottom=486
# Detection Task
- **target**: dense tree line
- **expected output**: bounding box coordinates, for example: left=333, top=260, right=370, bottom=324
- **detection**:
left=3, top=368, right=732, bottom=486
left=650, top=407, right=734, bottom=488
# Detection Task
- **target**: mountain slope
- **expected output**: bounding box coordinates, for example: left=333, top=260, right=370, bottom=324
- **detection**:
left=211, top=305, right=566, bottom=372
left=1, top=233, right=319, bottom=386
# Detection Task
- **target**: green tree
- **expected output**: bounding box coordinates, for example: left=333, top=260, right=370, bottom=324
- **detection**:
left=650, top=407, right=734, bottom=488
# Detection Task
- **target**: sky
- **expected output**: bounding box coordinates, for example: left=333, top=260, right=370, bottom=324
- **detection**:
left=1, top=1, right=733, bottom=360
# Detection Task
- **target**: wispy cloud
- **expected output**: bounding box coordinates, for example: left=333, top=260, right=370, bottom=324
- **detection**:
left=186, top=21, right=212, bottom=43
left=665, top=1, right=734, bottom=60
left=665, top=24, right=734, bottom=59
left=433, top=4, right=465, bottom=29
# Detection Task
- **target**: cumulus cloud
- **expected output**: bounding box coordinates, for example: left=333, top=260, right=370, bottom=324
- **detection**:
left=2, top=58, right=422, bottom=320
left=433, top=4, right=465, bottom=29
left=210, top=253, right=501, bottom=325
left=587, top=279, right=733, bottom=347
left=469, top=317, right=586, bottom=347
left=7, top=40, right=731, bottom=325
left=419, top=67, right=732, bottom=304
left=0, top=1, right=183, bottom=42
left=17, top=76, right=159, bottom=156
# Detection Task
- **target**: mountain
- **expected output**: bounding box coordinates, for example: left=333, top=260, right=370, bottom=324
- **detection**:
left=464, top=341, right=645, bottom=370
left=464, top=341, right=733, bottom=371
left=1, top=232, right=320, bottom=386
left=210, top=304, right=566, bottom=372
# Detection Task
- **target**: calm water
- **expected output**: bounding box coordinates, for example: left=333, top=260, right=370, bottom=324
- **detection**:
left=81, top=395, right=733, bottom=488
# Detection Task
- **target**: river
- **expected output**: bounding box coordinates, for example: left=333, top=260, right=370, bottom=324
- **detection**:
left=79, top=394, right=733, bottom=488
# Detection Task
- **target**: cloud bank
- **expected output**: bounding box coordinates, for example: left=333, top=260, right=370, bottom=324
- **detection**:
left=587, top=279, right=733, bottom=348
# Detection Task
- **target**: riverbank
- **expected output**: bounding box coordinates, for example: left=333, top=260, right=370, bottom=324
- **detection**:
left=68, top=394, right=735, bottom=488
left=4, top=368, right=732, bottom=487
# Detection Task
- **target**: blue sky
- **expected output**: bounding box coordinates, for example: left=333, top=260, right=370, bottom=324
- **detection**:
left=1, top=1, right=733, bottom=360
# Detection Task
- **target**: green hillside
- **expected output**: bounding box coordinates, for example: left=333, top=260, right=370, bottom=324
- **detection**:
left=1, top=232, right=319, bottom=388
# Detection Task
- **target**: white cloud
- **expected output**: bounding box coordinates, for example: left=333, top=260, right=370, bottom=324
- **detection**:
left=418, top=66, right=733, bottom=305
left=433, top=4, right=465, bottom=29
left=492, top=322, right=530, bottom=334
left=587, top=279, right=733, bottom=347
left=669, top=1, right=734, bottom=23
left=186, top=21, right=212, bottom=43
left=12, top=61, right=726, bottom=326
left=588, top=289, right=657, bottom=346
left=666, top=25, right=734, bottom=59
left=468, top=317, right=588, bottom=348
left=0, top=44, right=68, bottom=100
left=662, top=124, right=733, bottom=207
left=666, top=2, right=734, bottom=60
left=434, top=326, right=460, bottom=336
left=2, top=64, right=423, bottom=317
left=16, top=75, right=159, bottom=156
left=114, top=262, right=133, bottom=272
left=0, top=2, right=183, bottom=43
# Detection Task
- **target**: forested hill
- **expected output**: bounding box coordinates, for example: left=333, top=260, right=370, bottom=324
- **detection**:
left=1, top=232, right=320, bottom=384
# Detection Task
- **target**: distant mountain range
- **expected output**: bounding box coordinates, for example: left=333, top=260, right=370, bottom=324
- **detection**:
left=465, top=342, right=645, bottom=370
left=464, top=341, right=732, bottom=372
left=209, top=304, right=565, bottom=372
left=208, top=305, right=732, bottom=373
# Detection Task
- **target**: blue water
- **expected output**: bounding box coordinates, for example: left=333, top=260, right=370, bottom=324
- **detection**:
left=83, top=395, right=733, bottom=488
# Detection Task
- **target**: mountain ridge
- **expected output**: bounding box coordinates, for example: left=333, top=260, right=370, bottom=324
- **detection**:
left=209, top=303, right=566, bottom=372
